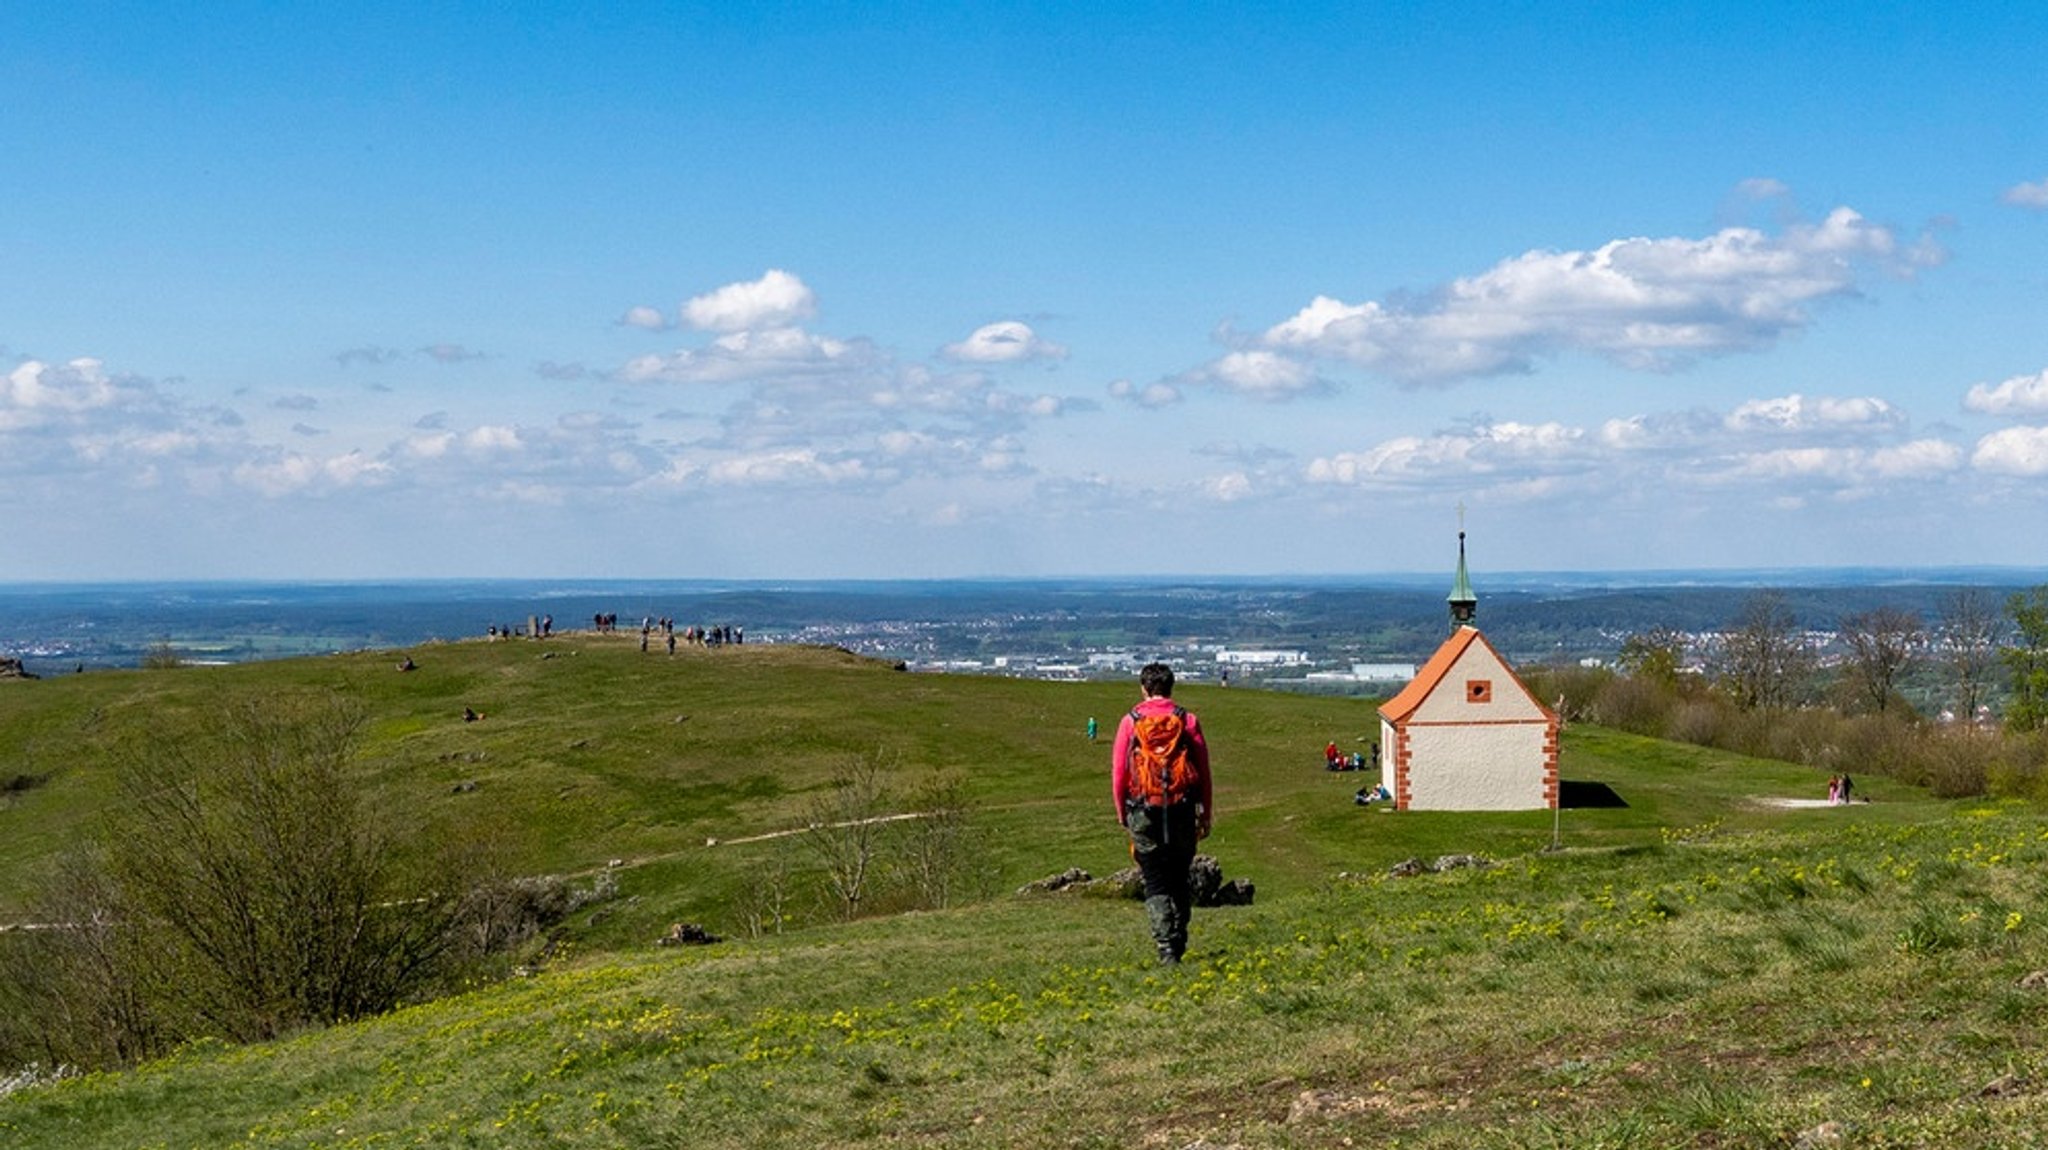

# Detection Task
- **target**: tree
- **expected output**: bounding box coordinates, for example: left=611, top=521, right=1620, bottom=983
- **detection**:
left=2003, top=586, right=2048, bottom=732
left=1716, top=590, right=1811, bottom=710
left=1837, top=606, right=1922, bottom=714
left=1937, top=588, right=2002, bottom=724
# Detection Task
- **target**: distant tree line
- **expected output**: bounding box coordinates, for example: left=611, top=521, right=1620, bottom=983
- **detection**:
left=1526, top=585, right=2048, bottom=800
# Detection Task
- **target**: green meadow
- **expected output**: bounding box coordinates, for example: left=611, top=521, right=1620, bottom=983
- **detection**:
left=4, top=636, right=2046, bottom=1147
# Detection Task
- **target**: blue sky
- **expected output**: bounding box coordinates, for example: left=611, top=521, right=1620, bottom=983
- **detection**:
left=5, top=2, right=2047, bottom=580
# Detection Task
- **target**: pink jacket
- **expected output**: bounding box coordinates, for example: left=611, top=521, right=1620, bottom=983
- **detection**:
left=1111, top=696, right=1213, bottom=820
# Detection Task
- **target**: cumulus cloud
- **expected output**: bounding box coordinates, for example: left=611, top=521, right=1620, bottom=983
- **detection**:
left=1726, top=441, right=1962, bottom=483
left=1204, top=471, right=1253, bottom=502
left=618, top=328, right=871, bottom=385
left=705, top=448, right=865, bottom=486
left=1306, top=421, right=1589, bottom=486
left=1298, top=387, right=1967, bottom=505
left=1725, top=394, right=1904, bottom=434
left=233, top=450, right=394, bottom=497
left=941, top=320, right=1068, bottom=364
left=1108, top=378, right=1182, bottom=407
left=2002, top=178, right=2048, bottom=210
left=1258, top=207, right=1931, bottom=384
left=1973, top=426, right=2048, bottom=475
left=1964, top=369, right=2048, bottom=416
left=1, top=358, right=140, bottom=426
left=1198, top=349, right=1323, bottom=400
left=682, top=269, right=818, bottom=332
left=621, top=305, right=671, bottom=330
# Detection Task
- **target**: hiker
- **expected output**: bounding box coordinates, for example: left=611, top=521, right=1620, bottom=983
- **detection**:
left=1111, top=661, right=1214, bottom=965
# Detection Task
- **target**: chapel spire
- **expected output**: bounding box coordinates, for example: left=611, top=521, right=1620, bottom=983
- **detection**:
left=1448, top=505, right=1477, bottom=630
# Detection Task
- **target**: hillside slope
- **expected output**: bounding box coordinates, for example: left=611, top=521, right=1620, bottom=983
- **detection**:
left=7, top=638, right=2042, bottom=1147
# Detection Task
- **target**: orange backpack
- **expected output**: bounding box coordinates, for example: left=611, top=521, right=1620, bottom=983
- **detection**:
left=1127, top=706, right=1197, bottom=808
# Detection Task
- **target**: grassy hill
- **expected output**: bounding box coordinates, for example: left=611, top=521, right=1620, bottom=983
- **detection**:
left=4, top=637, right=2046, bottom=1147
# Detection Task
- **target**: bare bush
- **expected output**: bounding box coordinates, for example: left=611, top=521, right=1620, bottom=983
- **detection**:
left=2, top=693, right=469, bottom=1069
left=739, top=839, right=799, bottom=939
left=0, top=850, right=159, bottom=1069
left=1927, top=731, right=1997, bottom=799
left=898, top=772, right=973, bottom=911
left=1590, top=675, right=1672, bottom=735
left=802, top=752, right=893, bottom=922
left=1664, top=700, right=1727, bottom=747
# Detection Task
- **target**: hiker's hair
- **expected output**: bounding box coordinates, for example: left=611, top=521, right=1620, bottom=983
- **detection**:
left=1139, top=662, right=1175, bottom=698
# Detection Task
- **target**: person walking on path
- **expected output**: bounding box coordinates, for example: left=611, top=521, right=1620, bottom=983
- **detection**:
left=1111, top=662, right=1213, bottom=964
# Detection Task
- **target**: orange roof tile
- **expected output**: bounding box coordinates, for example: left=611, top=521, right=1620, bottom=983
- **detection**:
left=1377, top=626, right=1481, bottom=724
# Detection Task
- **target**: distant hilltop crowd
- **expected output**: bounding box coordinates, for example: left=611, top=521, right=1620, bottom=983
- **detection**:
left=483, top=614, right=745, bottom=649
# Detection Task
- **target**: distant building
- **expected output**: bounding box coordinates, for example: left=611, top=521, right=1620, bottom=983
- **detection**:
left=1214, top=648, right=1309, bottom=666
left=1375, top=529, right=1559, bottom=812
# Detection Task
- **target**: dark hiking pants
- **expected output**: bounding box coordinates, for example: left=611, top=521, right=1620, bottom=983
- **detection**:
left=1127, top=801, right=1199, bottom=961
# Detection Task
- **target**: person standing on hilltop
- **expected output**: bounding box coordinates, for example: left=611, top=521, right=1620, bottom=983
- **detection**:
left=1111, top=662, right=1214, bottom=965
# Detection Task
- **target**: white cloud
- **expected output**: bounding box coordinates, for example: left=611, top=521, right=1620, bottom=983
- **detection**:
left=618, top=327, right=868, bottom=385
left=465, top=425, right=523, bottom=452
left=1204, top=471, right=1253, bottom=502
left=706, top=448, right=865, bottom=486
left=682, top=269, right=818, bottom=332
left=1973, top=426, right=2048, bottom=475
left=1726, top=394, right=1904, bottom=434
left=942, top=320, right=1068, bottom=364
left=233, top=450, right=393, bottom=496
left=1305, top=421, right=1585, bottom=486
left=1108, top=378, right=1182, bottom=407
left=1258, top=207, right=1925, bottom=383
left=1, top=358, right=132, bottom=424
left=1201, top=349, right=1321, bottom=399
left=621, top=305, right=671, bottom=330
left=983, top=391, right=1064, bottom=417
left=1723, top=440, right=1962, bottom=485
left=2002, top=178, right=2048, bottom=210
left=1869, top=440, right=1964, bottom=477
left=1964, top=369, right=2048, bottom=416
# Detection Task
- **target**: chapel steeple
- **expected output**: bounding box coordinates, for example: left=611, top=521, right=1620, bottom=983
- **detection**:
left=1448, top=506, right=1477, bottom=631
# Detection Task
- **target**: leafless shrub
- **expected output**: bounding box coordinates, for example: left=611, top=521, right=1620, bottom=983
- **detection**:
left=1664, top=700, right=1726, bottom=747
left=898, top=772, right=973, bottom=911
left=803, top=752, right=893, bottom=922
left=1590, top=675, right=1672, bottom=735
